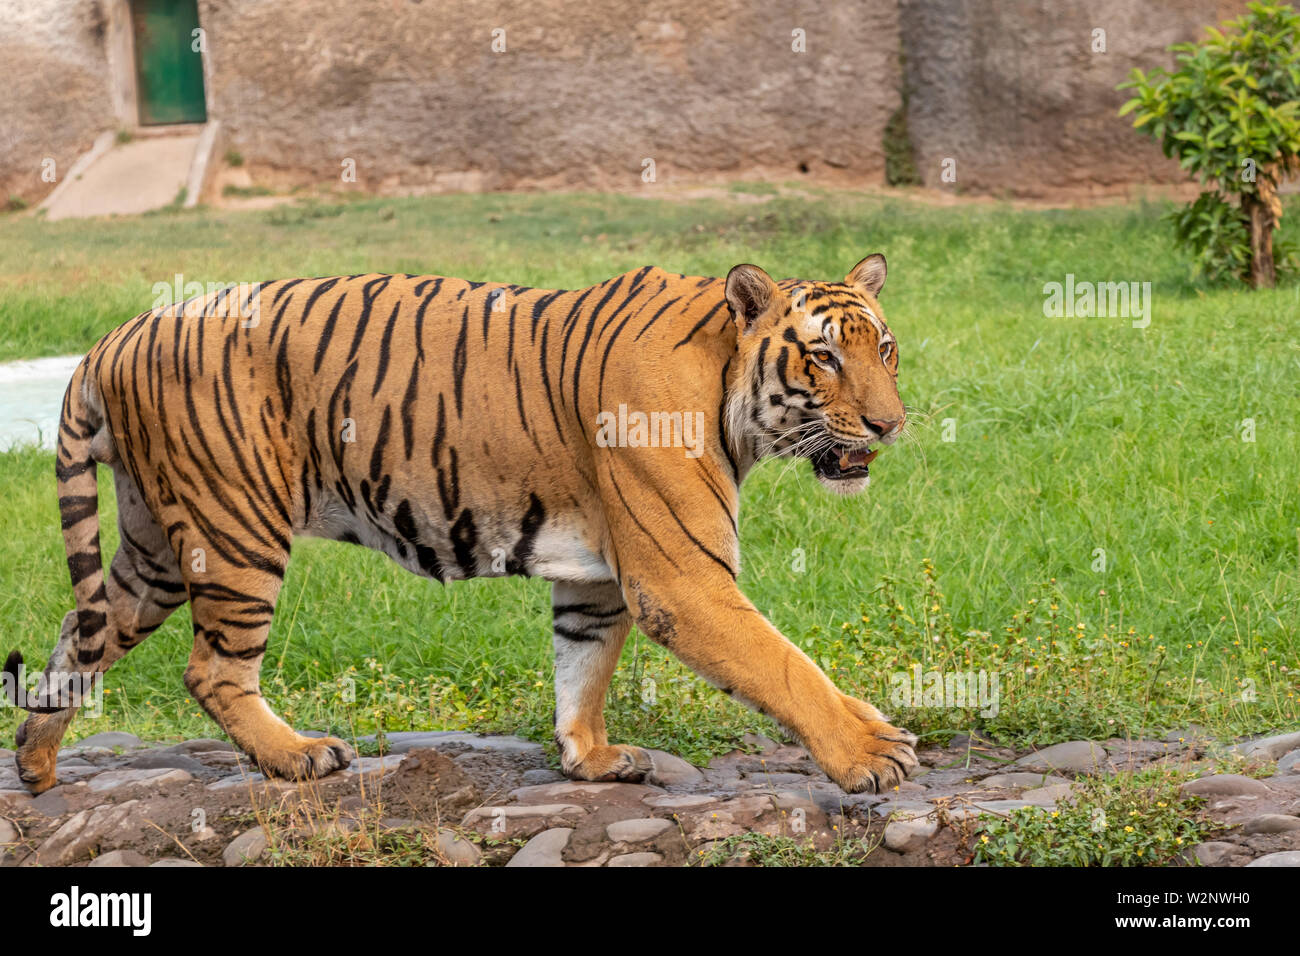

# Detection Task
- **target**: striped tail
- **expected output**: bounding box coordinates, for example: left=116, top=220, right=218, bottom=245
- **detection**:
left=3, top=358, right=108, bottom=714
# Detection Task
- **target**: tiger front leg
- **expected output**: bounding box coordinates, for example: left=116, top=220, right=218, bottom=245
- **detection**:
left=626, top=577, right=919, bottom=794
left=550, top=580, right=653, bottom=782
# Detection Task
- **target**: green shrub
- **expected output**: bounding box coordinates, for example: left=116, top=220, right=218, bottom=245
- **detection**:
left=1118, top=2, right=1300, bottom=286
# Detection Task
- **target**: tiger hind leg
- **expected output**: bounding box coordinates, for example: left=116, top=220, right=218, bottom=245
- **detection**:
left=13, top=466, right=187, bottom=792
left=551, top=580, right=652, bottom=782
left=181, top=547, right=353, bottom=781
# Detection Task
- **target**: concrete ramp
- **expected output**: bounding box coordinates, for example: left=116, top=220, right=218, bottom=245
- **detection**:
left=41, top=130, right=207, bottom=221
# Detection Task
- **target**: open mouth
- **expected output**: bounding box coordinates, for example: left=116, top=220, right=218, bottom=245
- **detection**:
left=810, top=443, right=879, bottom=481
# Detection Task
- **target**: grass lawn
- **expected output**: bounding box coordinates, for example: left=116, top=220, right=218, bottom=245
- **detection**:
left=0, top=187, right=1296, bottom=764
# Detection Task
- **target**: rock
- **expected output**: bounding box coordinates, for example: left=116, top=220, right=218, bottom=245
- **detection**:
left=742, top=733, right=781, bottom=755
left=1021, top=784, right=1074, bottom=806
left=29, top=783, right=86, bottom=817
left=509, top=781, right=661, bottom=805
left=461, top=804, right=586, bottom=838
left=69, top=732, right=143, bottom=751
left=435, top=829, right=481, bottom=866
left=520, top=769, right=565, bottom=786
left=0, top=790, right=32, bottom=812
left=1193, top=842, right=1241, bottom=866
left=606, top=818, right=674, bottom=843
left=122, top=751, right=209, bottom=774
left=868, top=800, right=935, bottom=821
left=1013, top=741, right=1110, bottom=774
left=505, top=827, right=572, bottom=867
left=87, top=768, right=193, bottom=793
left=1246, top=851, right=1300, bottom=867
left=644, top=793, right=715, bottom=810
left=151, top=858, right=203, bottom=867
left=89, top=849, right=150, bottom=867
left=1180, top=774, right=1273, bottom=798
left=0, top=748, right=13, bottom=760
left=161, top=738, right=235, bottom=755
left=360, top=731, right=544, bottom=755
left=607, top=852, right=663, bottom=866
left=969, top=799, right=1048, bottom=816
left=27, top=800, right=140, bottom=866
left=222, top=829, right=268, bottom=866
left=341, top=755, right=405, bottom=779
left=1241, top=813, right=1300, bottom=835
left=884, top=816, right=939, bottom=852
left=0, top=769, right=22, bottom=791
left=979, top=772, right=1073, bottom=790
left=0, top=818, right=16, bottom=845
left=646, top=750, right=704, bottom=787
left=1234, top=731, right=1300, bottom=761
left=1277, top=750, right=1300, bottom=774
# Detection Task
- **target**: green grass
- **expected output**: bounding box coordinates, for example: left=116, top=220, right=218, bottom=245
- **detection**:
left=0, top=189, right=1296, bottom=762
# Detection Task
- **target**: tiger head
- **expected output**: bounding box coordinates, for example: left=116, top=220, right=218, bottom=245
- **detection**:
left=724, top=254, right=904, bottom=494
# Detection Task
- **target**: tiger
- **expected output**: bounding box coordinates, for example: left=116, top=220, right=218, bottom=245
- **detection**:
left=5, top=253, right=918, bottom=796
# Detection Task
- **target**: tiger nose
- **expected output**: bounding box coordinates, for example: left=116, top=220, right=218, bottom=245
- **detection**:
left=867, top=417, right=903, bottom=436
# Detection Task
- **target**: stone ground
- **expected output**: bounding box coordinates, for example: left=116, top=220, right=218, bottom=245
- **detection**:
left=1, top=728, right=1298, bottom=867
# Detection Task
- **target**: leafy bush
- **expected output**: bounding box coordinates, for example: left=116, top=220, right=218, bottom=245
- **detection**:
left=974, top=769, right=1213, bottom=866
left=1119, top=2, right=1300, bottom=286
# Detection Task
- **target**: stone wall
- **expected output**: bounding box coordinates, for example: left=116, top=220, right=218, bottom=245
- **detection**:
left=0, top=0, right=115, bottom=206
left=0, top=0, right=1258, bottom=205
left=899, top=0, right=1248, bottom=197
left=197, top=0, right=900, bottom=193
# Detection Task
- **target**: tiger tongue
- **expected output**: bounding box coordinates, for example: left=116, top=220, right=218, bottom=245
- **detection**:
left=837, top=447, right=879, bottom=470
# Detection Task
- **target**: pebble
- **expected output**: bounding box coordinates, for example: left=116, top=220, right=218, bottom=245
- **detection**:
left=151, top=858, right=204, bottom=867
left=884, top=816, right=939, bottom=852
left=1240, top=813, right=1300, bottom=834
left=646, top=750, right=704, bottom=787
left=607, top=818, right=674, bottom=843
left=607, top=852, right=663, bottom=866
left=87, top=768, right=193, bottom=793
left=1180, top=774, right=1273, bottom=798
left=0, top=790, right=32, bottom=812
left=1233, top=731, right=1300, bottom=761
left=122, top=751, right=210, bottom=774
left=1245, top=851, right=1300, bottom=867
left=1021, top=784, right=1074, bottom=806
left=978, top=772, right=1072, bottom=789
left=0, top=818, right=16, bottom=845
left=1194, top=842, right=1241, bottom=866
left=30, top=800, right=141, bottom=866
left=1276, top=749, right=1300, bottom=774
left=520, top=769, right=565, bottom=786
left=222, top=829, right=268, bottom=866
left=70, top=732, right=143, bottom=751
left=1012, top=741, right=1110, bottom=774
left=506, top=827, right=572, bottom=867
left=435, top=829, right=481, bottom=866
left=88, top=849, right=150, bottom=867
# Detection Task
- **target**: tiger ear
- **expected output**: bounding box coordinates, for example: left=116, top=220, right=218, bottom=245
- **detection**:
left=846, top=253, right=887, bottom=297
left=725, top=263, right=778, bottom=333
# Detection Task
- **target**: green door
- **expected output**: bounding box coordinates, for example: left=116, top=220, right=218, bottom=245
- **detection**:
left=132, top=0, right=207, bottom=125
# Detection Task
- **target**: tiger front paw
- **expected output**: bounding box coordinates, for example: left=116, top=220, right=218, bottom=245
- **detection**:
left=819, top=695, right=920, bottom=794
left=564, top=743, right=654, bottom=783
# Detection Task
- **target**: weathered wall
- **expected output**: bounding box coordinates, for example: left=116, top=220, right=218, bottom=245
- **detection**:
left=0, top=0, right=1265, bottom=205
left=899, top=0, right=1250, bottom=196
left=197, top=0, right=900, bottom=192
left=0, top=0, right=115, bottom=206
